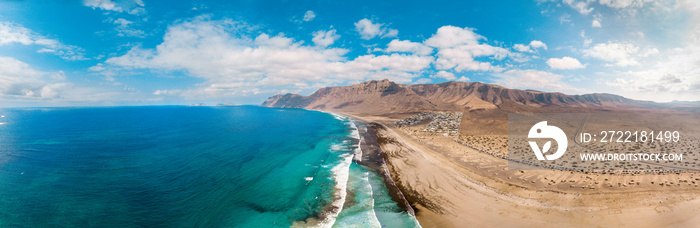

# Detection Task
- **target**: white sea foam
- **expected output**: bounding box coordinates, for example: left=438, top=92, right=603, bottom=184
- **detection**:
left=330, top=144, right=342, bottom=152
left=345, top=121, right=364, bottom=162
left=317, top=152, right=353, bottom=228
left=311, top=111, right=380, bottom=227
left=364, top=171, right=381, bottom=226
left=346, top=121, right=360, bottom=140
left=328, top=112, right=346, bottom=121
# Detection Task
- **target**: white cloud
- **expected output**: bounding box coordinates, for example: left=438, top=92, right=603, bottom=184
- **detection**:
left=303, top=10, right=316, bottom=22
left=551, top=0, right=659, bottom=16
left=456, top=76, right=470, bottom=82
left=676, top=0, right=700, bottom=12
left=0, top=22, right=32, bottom=45
left=153, top=89, right=181, bottom=96
left=546, top=57, right=586, bottom=69
left=113, top=18, right=145, bottom=37
left=424, top=26, right=511, bottom=72
left=586, top=0, right=700, bottom=102
left=559, top=14, right=572, bottom=24
left=88, top=63, right=106, bottom=72
left=492, top=69, right=587, bottom=94
left=354, top=18, right=398, bottom=40
left=0, top=21, right=85, bottom=60
left=0, top=56, right=72, bottom=99
left=598, top=0, right=657, bottom=9
left=385, top=39, right=433, bottom=55
left=606, top=74, right=688, bottom=93
left=413, top=78, right=433, bottom=84
left=424, top=26, right=483, bottom=48
left=312, top=29, right=339, bottom=47
left=513, top=44, right=532, bottom=53
left=432, top=71, right=456, bottom=80
left=83, top=0, right=122, bottom=12
left=102, top=17, right=433, bottom=97
left=529, top=40, right=548, bottom=50
left=605, top=71, right=699, bottom=101
left=602, top=36, right=700, bottom=101
left=113, top=18, right=132, bottom=27
left=83, top=0, right=145, bottom=15
left=563, top=0, right=594, bottom=15
left=583, top=41, right=656, bottom=67
left=383, top=28, right=399, bottom=38
left=513, top=40, right=547, bottom=53
left=592, top=14, right=602, bottom=27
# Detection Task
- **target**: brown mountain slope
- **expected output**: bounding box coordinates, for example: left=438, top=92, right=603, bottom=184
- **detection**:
left=262, top=79, right=652, bottom=114
left=263, top=79, right=437, bottom=114
left=261, top=79, right=686, bottom=135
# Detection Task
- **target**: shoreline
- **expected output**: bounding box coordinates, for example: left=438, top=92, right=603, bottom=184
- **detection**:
left=301, top=111, right=420, bottom=227
left=348, top=117, right=417, bottom=216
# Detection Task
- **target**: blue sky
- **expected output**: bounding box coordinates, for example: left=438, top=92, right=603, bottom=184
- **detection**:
left=0, top=0, right=698, bottom=107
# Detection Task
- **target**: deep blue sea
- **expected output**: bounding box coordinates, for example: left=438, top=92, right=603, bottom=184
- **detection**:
left=0, top=106, right=419, bottom=227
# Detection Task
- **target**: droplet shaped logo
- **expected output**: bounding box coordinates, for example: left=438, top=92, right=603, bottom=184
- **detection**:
left=528, top=121, right=567, bottom=160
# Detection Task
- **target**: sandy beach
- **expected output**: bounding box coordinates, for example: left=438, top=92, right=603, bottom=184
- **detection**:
left=345, top=113, right=700, bottom=227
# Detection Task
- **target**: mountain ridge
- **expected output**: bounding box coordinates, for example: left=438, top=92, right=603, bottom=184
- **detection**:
left=261, top=79, right=658, bottom=115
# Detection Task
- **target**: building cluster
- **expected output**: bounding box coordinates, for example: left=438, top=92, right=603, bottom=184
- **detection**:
left=393, top=111, right=463, bottom=135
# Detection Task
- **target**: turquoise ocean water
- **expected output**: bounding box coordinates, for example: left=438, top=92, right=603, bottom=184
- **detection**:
left=0, top=106, right=419, bottom=227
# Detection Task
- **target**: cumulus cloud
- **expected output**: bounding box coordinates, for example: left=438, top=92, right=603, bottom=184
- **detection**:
left=413, top=78, right=433, bottom=84
left=424, top=26, right=511, bottom=72
left=592, top=14, right=602, bottom=27
left=303, top=10, right=316, bottom=22
left=83, top=0, right=122, bottom=12
left=456, top=76, right=470, bottom=82
left=0, top=56, right=73, bottom=99
left=492, top=69, right=587, bottom=94
left=583, top=41, right=658, bottom=67
left=512, top=40, right=547, bottom=53
left=529, top=40, right=548, bottom=50
left=101, top=17, right=433, bottom=97
left=83, top=0, right=145, bottom=15
left=385, top=39, right=433, bottom=55
left=603, top=40, right=700, bottom=101
left=354, top=18, right=398, bottom=40
left=432, top=71, right=469, bottom=82
left=513, top=44, right=532, bottom=53
left=312, top=29, right=339, bottom=47
left=546, top=57, right=586, bottom=69
left=0, top=21, right=85, bottom=60
left=563, top=0, right=594, bottom=15
left=432, top=71, right=456, bottom=80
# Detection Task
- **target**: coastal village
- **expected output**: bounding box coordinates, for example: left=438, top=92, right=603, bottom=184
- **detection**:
left=393, top=111, right=463, bottom=136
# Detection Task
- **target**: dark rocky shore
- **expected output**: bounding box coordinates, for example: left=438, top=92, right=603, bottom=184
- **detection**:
left=350, top=119, right=416, bottom=216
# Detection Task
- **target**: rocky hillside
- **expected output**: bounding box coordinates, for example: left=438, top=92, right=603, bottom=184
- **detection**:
left=261, top=79, right=653, bottom=115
